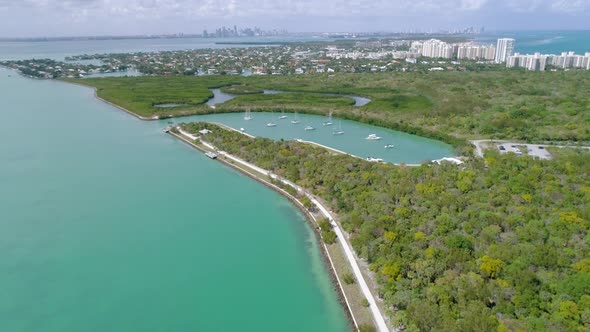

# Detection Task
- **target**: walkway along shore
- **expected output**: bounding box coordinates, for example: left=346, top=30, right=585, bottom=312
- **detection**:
left=172, top=127, right=391, bottom=332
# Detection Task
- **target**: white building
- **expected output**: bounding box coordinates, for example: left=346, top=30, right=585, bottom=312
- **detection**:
left=507, top=52, right=549, bottom=71
left=508, top=51, right=590, bottom=71
left=495, top=38, right=516, bottom=63
left=418, top=39, right=454, bottom=59
left=457, top=44, right=496, bottom=60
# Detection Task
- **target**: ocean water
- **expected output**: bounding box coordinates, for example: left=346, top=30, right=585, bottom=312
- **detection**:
left=0, top=36, right=328, bottom=61
left=473, top=30, right=590, bottom=54
left=0, top=67, right=350, bottom=331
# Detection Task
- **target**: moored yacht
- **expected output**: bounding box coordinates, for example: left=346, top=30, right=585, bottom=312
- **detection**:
left=323, top=111, right=334, bottom=126
left=244, top=109, right=253, bottom=120
left=332, top=120, right=344, bottom=135
left=366, top=134, right=381, bottom=140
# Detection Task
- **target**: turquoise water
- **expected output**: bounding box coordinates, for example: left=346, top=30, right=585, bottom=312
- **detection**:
left=170, top=112, right=454, bottom=164
left=474, top=30, right=590, bottom=54
left=0, top=67, right=350, bottom=331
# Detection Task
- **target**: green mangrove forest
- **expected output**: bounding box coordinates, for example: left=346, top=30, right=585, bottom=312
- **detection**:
left=181, top=122, right=590, bottom=332
left=69, top=70, right=590, bottom=151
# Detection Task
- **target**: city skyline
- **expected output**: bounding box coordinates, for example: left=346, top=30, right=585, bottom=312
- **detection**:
left=0, top=0, right=589, bottom=38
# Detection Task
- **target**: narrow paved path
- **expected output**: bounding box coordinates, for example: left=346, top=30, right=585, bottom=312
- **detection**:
left=178, top=129, right=390, bottom=332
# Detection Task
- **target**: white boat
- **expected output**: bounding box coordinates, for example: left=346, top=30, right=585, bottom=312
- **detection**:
left=244, top=109, right=252, bottom=120
left=384, top=144, right=395, bottom=149
left=278, top=111, right=288, bottom=119
left=366, top=157, right=384, bottom=163
left=291, top=112, right=300, bottom=124
left=323, top=111, right=334, bottom=126
left=332, top=120, right=344, bottom=135
left=366, top=134, right=382, bottom=140
left=304, top=126, right=315, bottom=131
left=240, top=128, right=245, bottom=132
left=266, top=122, right=277, bottom=127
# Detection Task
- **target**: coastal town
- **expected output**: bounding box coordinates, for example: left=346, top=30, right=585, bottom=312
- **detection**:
left=3, top=36, right=589, bottom=80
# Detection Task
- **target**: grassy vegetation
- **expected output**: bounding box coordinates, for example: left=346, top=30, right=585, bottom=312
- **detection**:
left=219, top=84, right=264, bottom=95
left=69, top=76, right=241, bottom=118
left=66, top=70, right=590, bottom=148
left=182, top=122, right=590, bottom=332
left=224, top=93, right=356, bottom=108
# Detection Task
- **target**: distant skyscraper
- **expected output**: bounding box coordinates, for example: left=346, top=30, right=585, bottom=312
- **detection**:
left=495, top=38, right=515, bottom=63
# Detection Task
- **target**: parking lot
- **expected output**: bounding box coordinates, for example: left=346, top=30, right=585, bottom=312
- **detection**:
left=497, top=143, right=553, bottom=160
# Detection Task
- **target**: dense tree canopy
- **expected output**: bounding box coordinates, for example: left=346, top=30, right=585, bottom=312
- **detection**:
left=182, top=123, right=590, bottom=331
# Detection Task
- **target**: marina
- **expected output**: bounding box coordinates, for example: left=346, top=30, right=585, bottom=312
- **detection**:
left=164, top=112, right=454, bottom=164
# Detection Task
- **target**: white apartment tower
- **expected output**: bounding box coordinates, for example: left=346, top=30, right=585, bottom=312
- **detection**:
left=495, top=38, right=515, bottom=63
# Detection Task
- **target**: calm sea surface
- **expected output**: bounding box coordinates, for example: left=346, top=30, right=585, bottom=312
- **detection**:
left=0, top=67, right=350, bottom=331
left=473, top=30, right=590, bottom=54
left=0, top=36, right=326, bottom=61
left=169, top=112, right=453, bottom=164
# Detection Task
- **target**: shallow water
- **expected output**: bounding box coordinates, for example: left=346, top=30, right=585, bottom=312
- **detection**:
left=170, top=112, right=454, bottom=164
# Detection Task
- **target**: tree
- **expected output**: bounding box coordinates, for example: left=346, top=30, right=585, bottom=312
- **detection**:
left=479, top=256, right=504, bottom=279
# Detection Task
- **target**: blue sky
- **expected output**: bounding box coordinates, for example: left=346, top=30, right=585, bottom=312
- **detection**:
left=0, top=0, right=589, bottom=37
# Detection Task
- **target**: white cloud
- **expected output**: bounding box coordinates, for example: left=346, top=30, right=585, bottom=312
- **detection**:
left=0, top=0, right=588, bottom=36
left=2, top=0, right=588, bottom=18
left=550, top=0, right=590, bottom=13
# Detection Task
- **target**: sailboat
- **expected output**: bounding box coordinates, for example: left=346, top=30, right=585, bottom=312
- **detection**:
left=332, top=120, right=344, bottom=135
left=267, top=111, right=277, bottom=127
left=291, top=112, right=300, bottom=124
left=323, top=111, right=334, bottom=126
left=278, top=110, right=288, bottom=119
left=244, top=109, right=252, bottom=120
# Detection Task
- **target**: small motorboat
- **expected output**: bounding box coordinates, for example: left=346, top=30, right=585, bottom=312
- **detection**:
left=366, top=134, right=381, bottom=140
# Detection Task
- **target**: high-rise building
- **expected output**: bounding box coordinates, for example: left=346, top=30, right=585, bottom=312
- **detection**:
left=495, top=38, right=515, bottom=63
left=506, top=53, right=548, bottom=71
left=456, top=44, right=496, bottom=60
left=417, top=39, right=454, bottom=59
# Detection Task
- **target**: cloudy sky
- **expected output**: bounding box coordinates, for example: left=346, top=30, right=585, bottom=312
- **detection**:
left=0, top=0, right=589, bottom=37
